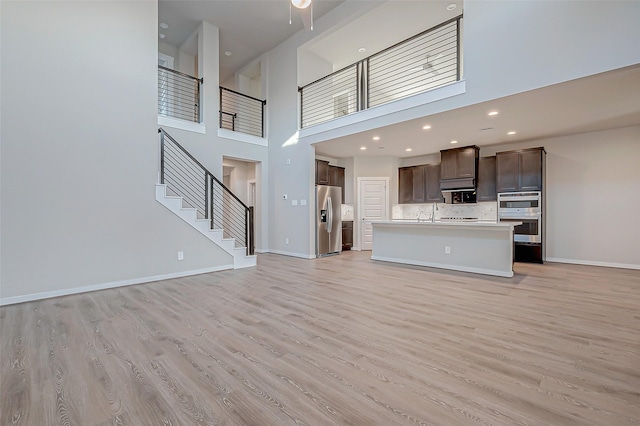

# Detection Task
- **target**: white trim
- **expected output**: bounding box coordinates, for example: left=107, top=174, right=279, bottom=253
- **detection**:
left=0, top=265, right=233, bottom=306
left=371, top=255, right=515, bottom=278
left=218, top=128, right=268, bottom=147
left=158, top=116, right=206, bottom=134
left=546, top=257, right=640, bottom=271
left=268, top=249, right=316, bottom=259
left=255, top=248, right=269, bottom=254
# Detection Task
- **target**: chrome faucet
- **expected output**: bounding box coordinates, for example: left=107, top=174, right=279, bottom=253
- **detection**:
left=431, top=202, right=439, bottom=222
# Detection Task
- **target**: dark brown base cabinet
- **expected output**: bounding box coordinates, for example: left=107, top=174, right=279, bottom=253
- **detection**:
left=342, top=221, right=353, bottom=251
left=398, top=163, right=442, bottom=204
left=496, top=147, right=545, bottom=193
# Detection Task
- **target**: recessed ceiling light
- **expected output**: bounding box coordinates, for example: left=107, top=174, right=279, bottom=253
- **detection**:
left=447, top=4, right=457, bottom=11
left=508, top=131, right=517, bottom=135
left=422, top=125, right=432, bottom=130
left=224, top=51, right=232, bottom=57
left=358, top=47, right=366, bottom=53
left=488, top=111, right=499, bottom=116
left=450, top=140, right=458, bottom=144
left=372, top=136, right=380, bottom=141
left=406, top=148, right=412, bottom=152
left=360, top=146, right=367, bottom=150
left=159, top=33, right=166, bottom=39
left=160, top=22, right=169, bottom=29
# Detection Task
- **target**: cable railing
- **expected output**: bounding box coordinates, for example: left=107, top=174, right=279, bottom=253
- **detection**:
left=299, top=15, right=462, bottom=128
left=158, top=66, right=203, bottom=123
left=219, top=87, right=267, bottom=137
left=159, top=128, right=254, bottom=255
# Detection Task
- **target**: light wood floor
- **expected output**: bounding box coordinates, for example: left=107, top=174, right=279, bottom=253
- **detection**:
left=1, top=252, right=639, bottom=425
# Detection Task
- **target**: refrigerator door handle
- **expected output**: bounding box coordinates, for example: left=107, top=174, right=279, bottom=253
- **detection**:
left=327, top=196, right=333, bottom=233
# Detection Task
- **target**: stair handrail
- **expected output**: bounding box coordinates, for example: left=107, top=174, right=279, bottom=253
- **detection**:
left=158, top=128, right=254, bottom=255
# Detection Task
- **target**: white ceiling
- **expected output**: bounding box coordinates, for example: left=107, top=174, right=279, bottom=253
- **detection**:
left=157, top=1, right=640, bottom=162
left=303, top=1, right=462, bottom=75
left=313, top=64, right=640, bottom=159
left=158, top=0, right=346, bottom=82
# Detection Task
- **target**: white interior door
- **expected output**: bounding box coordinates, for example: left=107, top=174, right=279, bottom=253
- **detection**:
left=358, top=178, right=389, bottom=251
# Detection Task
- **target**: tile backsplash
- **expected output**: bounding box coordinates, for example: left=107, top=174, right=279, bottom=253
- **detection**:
left=341, top=204, right=354, bottom=221
left=392, top=202, right=497, bottom=221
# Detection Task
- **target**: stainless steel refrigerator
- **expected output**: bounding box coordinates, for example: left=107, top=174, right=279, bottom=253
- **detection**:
left=316, top=185, right=342, bottom=257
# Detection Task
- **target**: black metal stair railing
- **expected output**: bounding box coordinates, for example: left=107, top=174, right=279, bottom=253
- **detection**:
left=299, top=15, right=463, bottom=128
left=219, top=87, right=267, bottom=137
left=159, top=128, right=254, bottom=255
left=158, top=66, right=203, bottom=123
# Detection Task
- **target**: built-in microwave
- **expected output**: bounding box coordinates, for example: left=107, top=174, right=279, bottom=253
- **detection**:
left=443, top=190, right=477, bottom=204
left=498, top=192, right=542, bottom=244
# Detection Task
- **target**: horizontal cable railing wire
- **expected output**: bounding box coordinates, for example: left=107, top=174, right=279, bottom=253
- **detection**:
left=368, top=18, right=459, bottom=107
left=298, top=15, right=462, bottom=128
left=159, top=129, right=254, bottom=255
left=158, top=66, right=202, bottom=123
left=219, top=87, right=267, bottom=138
left=299, top=64, right=358, bottom=128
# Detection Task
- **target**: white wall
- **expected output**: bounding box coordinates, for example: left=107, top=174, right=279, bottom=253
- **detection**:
left=481, top=126, right=640, bottom=269
left=157, top=21, right=270, bottom=253
left=0, top=1, right=233, bottom=303
left=223, top=158, right=255, bottom=206
left=158, top=41, right=178, bottom=62
left=298, top=0, right=640, bottom=145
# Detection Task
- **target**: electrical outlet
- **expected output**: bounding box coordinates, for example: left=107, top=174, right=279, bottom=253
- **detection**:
left=445, top=246, right=451, bottom=254
left=286, top=158, right=291, bottom=165
left=285, top=238, right=289, bottom=245
left=177, top=251, right=184, bottom=260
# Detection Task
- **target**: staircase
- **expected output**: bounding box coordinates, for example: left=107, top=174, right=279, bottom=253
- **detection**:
left=156, top=129, right=256, bottom=269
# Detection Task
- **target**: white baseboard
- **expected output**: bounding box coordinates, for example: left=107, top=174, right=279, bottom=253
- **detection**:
left=268, top=249, right=316, bottom=259
left=371, top=255, right=514, bottom=278
left=546, top=257, right=640, bottom=270
left=254, top=248, right=268, bottom=254
left=0, top=264, right=233, bottom=306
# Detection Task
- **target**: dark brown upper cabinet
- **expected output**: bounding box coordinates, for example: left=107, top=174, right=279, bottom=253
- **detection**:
left=315, top=159, right=329, bottom=185
left=496, top=147, right=545, bottom=193
left=477, top=156, right=497, bottom=201
left=328, top=165, right=345, bottom=203
left=425, top=163, right=443, bottom=202
left=440, top=145, right=480, bottom=190
left=398, top=163, right=442, bottom=204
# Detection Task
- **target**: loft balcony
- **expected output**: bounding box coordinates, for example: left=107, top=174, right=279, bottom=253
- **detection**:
left=299, top=15, right=463, bottom=132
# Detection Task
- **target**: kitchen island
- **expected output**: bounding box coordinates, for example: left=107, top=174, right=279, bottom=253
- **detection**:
left=371, top=220, right=521, bottom=277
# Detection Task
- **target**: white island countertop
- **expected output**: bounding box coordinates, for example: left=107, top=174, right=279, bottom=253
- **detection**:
left=371, top=220, right=521, bottom=277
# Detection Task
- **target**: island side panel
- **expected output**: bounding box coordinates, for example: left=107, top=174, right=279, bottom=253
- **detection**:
left=371, top=223, right=516, bottom=277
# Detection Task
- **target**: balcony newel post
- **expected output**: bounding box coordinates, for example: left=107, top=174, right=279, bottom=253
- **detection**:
left=159, top=129, right=165, bottom=184
left=456, top=16, right=461, bottom=81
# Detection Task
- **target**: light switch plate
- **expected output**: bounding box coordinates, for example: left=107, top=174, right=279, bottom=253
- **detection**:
left=301, top=199, right=307, bottom=206
left=292, top=199, right=298, bottom=206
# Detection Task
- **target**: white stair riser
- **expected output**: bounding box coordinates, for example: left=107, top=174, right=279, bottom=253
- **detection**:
left=155, top=184, right=256, bottom=268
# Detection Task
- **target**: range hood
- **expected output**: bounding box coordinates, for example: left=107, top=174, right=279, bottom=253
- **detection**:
left=440, top=177, right=476, bottom=191
left=439, top=145, right=480, bottom=192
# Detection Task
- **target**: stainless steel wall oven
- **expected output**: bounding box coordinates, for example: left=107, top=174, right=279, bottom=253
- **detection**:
left=498, top=191, right=544, bottom=262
